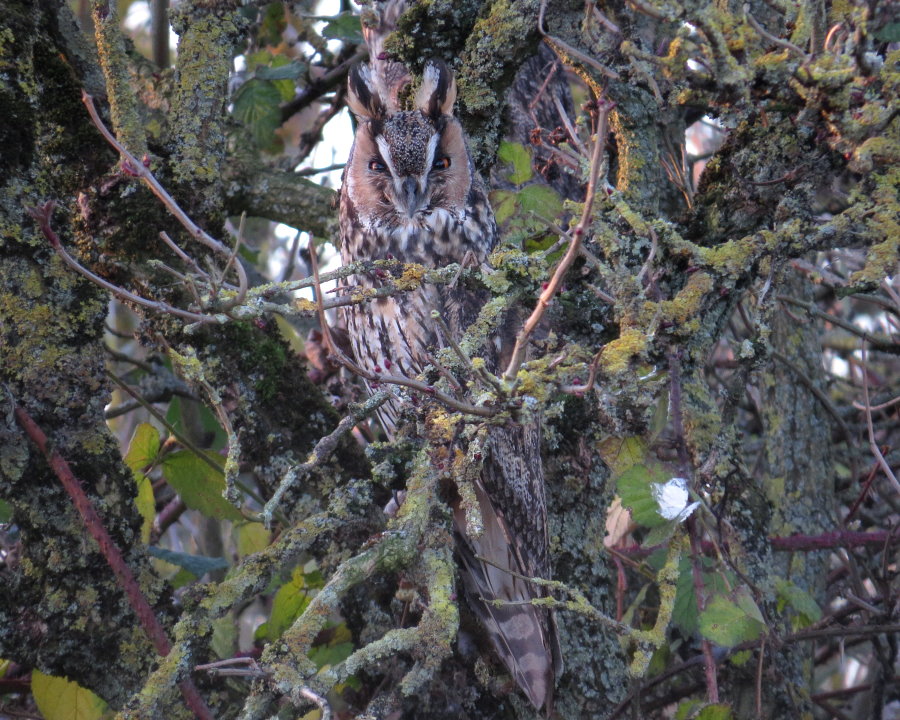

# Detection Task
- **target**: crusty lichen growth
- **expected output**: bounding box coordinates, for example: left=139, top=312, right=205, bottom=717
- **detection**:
left=91, top=0, right=148, bottom=159
left=0, top=2, right=166, bottom=707
left=167, top=0, right=246, bottom=220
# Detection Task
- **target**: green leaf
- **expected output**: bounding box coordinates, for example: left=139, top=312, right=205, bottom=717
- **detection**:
left=210, top=613, right=238, bottom=660
left=255, top=567, right=314, bottom=642
left=698, top=595, right=765, bottom=647
left=232, top=78, right=283, bottom=148
left=518, top=184, right=563, bottom=220
left=775, top=579, right=822, bottom=628
left=320, top=12, right=364, bottom=44
left=673, top=558, right=732, bottom=636
left=123, top=423, right=161, bottom=474
left=729, top=649, right=752, bottom=666
left=697, top=704, right=734, bottom=720
left=490, top=189, right=518, bottom=224
left=675, top=699, right=703, bottom=720
left=733, top=587, right=765, bottom=625
left=641, top=519, right=677, bottom=547
left=147, top=546, right=228, bottom=578
left=258, top=3, right=287, bottom=46
left=162, top=450, right=242, bottom=521
left=309, top=641, right=354, bottom=669
left=256, top=57, right=303, bottom=101
left=0, top=499, right=11, bottom=523
left=874, top=22, right=900, bottom=42
left=31, top=670, right=109, bottom=720
left=617, top=463, right=668, bottom=527
left=497, top=141, right=534, bottom=184
left=134, top=471, right=155, bottom=544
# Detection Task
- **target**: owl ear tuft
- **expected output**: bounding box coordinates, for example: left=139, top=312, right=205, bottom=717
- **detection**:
left=347, top=64, right=385, bottom=119
left=416, top=59, right=457, bottom=118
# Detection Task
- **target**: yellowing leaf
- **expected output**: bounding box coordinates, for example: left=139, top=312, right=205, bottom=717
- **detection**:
left=123, top=423, right=160, bottom=474
left=124, top=424, right=160, bottom=543
left=235, top=521, right=271, bottom=557
left=255, top=567, right=314, bottom=642
left=698, top=595, right=765, bottom=648
left=31, top=670, right=108, bottom=720
left=697, top=704, right=735, bottom=720
left=134, top=472, right=155, bottom=544
left=598, top=436, right=648, bottom=475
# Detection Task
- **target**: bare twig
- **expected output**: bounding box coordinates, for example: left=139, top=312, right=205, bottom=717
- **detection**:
left=503, top=100, right=612, bottom=381
left=260, top=390, right=393, bottom=527
left=298, top=687, right=332, bottom=720
left=743, top=5, right=809, bottom=59
left=82, top=92, right=249, bottom=312
left=778, top=295, right=898, bottom=354
left=860, top=344, right=900, bottom=495
left=26, top=202, right=219, bottom=324
left=539, top=0, right=620, bottom=79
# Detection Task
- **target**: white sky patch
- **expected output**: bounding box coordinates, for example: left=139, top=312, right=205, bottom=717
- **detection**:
left=123, top=1, right=179, bottom=54
left=652, top=477, right=700, bottom=522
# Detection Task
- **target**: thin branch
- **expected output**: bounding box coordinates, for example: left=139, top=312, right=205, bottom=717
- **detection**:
left=503, top=100, right=612, bottom=381
left=778, top=295, right=898, bottom=354
left=260, top=390, right=392, bottom=526
left=539, top=0, right=620, bottom=79
left=82, top=92, right=249, bottom=312
left=860, top=344, right=900, bottom=495
left=27, top=202, right=220, bottom=324
left=743, top=5, right=809, bottom=59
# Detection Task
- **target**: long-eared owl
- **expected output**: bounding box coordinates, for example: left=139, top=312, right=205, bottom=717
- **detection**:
left=338, top=4, right=560, bottom=711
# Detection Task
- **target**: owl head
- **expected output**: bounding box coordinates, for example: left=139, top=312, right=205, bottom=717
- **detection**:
left=344, top=60, right=475, bottom=224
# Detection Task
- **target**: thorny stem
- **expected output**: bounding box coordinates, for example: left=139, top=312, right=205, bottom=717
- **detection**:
left=687, top=517, right=720, bottom=703
left=11, top=402, right=214, bottom=720
left=82, top=92, right=249, bottom=312
left=503, top=100, right=612, bottom=382
left=609, top=622, right=900, bottom=719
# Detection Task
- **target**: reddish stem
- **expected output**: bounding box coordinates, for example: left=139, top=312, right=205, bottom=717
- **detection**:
left=13, top=405, right=214, bottom=720
left=687, top=518, right=719, bottom=703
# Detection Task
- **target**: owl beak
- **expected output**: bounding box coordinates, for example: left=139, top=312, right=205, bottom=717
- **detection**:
left=397, top=177, right=424, bottom=217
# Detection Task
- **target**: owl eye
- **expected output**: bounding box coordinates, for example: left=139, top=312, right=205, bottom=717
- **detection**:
left=368, top=160, right=387, bottom=173
left=432, top=157, right=451, bottom=171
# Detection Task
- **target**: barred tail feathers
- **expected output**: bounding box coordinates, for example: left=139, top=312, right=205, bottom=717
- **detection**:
left=454, top=422, right=560, bottom=712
